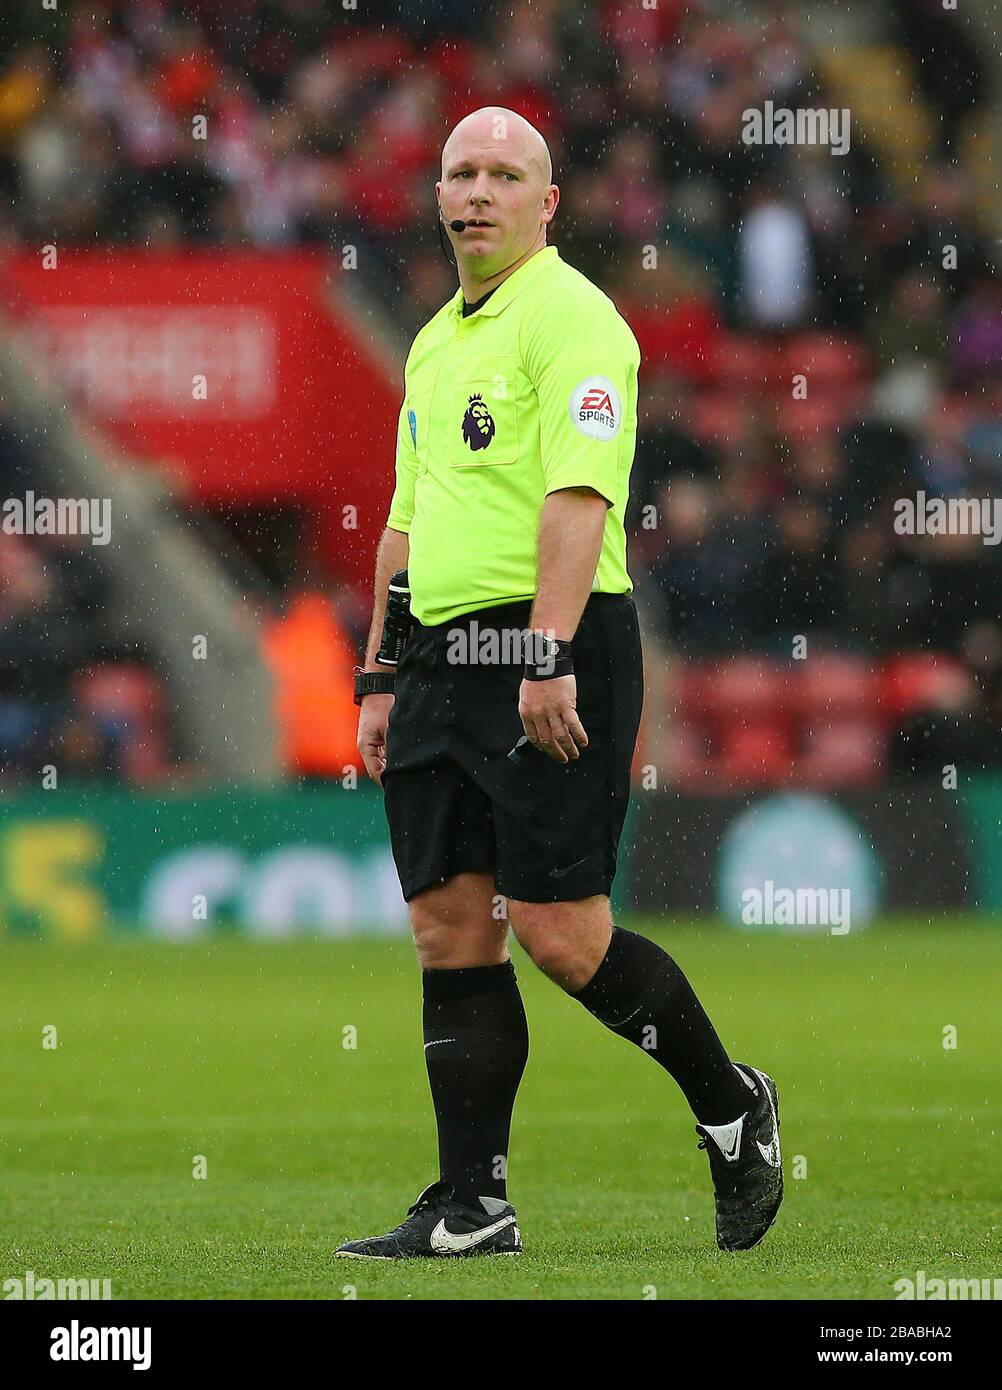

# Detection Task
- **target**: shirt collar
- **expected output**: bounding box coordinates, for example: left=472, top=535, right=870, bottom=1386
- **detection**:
left=449, top=245, right=559, bottom=320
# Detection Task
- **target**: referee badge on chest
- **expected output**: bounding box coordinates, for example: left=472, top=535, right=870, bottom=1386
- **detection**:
left=447, top=353, right=518, bottom=467
left=462, top=394, right=495, bottom=451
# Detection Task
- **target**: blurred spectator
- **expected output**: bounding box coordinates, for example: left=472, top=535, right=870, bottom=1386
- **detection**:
left=951, top=271, right=1002, bottom=386
left=0, top=527, right=114, bottom=771
left=736, top=181, right=816, bottom=330
left=262, top=584, right=364, bottom=781
left=757, top=498, right=840, bottom=647
left=868, top=269, right=947, bottom=375
left=888, top=0, right=985, bottom=158
left=648, top=474, right=766, bottom=653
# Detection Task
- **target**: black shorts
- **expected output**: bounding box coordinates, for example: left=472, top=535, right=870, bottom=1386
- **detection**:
left=382, top=592, right=644, bottom=904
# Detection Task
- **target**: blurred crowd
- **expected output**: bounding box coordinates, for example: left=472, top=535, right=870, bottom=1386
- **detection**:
left=0, top=0, right=999, bottom=783
left=0, top=411, right=175, bottom=785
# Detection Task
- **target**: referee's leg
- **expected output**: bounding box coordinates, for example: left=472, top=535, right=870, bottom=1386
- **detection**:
left=506, top=892, right=753, bottom=1129
left=500, top=591, right=753, bottom=1129
left=507, top=891, right=783, bottom=1251
left=409, top=871, right=506, bottom=969
left=409, top=872, right=529, bottom=1211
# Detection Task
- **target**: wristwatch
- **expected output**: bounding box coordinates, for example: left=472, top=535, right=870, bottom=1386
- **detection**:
left=353, top=666, right=396, bottom=705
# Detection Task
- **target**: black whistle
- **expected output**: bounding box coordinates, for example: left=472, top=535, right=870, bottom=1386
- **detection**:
left=507, top=735, right=533, bottom=763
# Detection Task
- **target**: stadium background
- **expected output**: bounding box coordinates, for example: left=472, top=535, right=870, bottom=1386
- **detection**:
left=1, top=0, right=1000, bottom=934
left=1, top=0, right=1001, bottom=1302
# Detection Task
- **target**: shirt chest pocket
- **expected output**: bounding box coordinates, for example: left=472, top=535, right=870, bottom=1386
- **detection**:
left=444, top=354, right=519, bottom=468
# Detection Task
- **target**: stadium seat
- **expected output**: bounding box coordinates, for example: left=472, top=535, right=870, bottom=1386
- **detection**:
left=798, top=720, right=885, bottom=788
left=774, top=392, right=854, bottom=439
left=674, top=661, right=715, bottom=719
left=880, top=654, right=975, bottom=719
left=704, top=657, right=794, bottom=722
left=719, top=722, right=793, bottom=785
left=781, top=334, right=867, bottom=388
left=798, top=655, right=880, bottom=720
left=717, top=333, right=783, bottom=389
left=625, top=299, right=723, bottom=384
left=665, top=723, right=718, bottom=789
left=690, top=391, right=749, bottom=444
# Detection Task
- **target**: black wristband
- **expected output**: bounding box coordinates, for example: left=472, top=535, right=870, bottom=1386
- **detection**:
left=353, top=667, right=396, bottom=705
left=523, top=635, right=574, bottom=681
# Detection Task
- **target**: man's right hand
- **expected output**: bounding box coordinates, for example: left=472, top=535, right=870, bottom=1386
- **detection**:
left=357, top=693, right=395, bottom=787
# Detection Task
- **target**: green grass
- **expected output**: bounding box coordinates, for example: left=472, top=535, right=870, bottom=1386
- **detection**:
left=2, top=919, right=1001, bottom=1300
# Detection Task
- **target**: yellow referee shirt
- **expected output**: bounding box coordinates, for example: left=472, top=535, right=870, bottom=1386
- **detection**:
left=386, top=245, right=641, bottom=627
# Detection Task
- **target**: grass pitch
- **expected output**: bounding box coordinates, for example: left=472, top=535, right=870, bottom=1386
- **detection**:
left=2, top=919, right=1000, bottom=1300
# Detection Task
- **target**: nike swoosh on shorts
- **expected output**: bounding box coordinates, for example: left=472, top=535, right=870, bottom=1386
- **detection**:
left=549, top=853, right=593, bottom=879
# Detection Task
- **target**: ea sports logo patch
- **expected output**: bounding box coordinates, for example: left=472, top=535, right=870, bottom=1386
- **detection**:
left=569, top=376, right=622, bottom=440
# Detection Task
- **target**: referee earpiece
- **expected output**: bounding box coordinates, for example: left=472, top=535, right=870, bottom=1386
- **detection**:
left=436, top=203, right=457, bottom=267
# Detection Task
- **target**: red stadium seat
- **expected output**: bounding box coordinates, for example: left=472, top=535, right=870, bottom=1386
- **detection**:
left=705, top=657, right=794, bottom=722
left=797, top=655, right=880, bottom=719
left=781, top=333, right=867, bottom=386
left=717, top=333, right=784, bottom=389
left=665, top=723, right=717, bottom=789
left=798, top=720, right=885, bottom=788
left=690, top=391, right=749, bottom=444
left=673, top=661, right=716, bottom=719
left=879, top=654, right=975, bottom=719
left=774, top=392, right=853, bottom=438
left=625, top=299, right=723, bottom=385
left=719, top=722, right=793, bottom=785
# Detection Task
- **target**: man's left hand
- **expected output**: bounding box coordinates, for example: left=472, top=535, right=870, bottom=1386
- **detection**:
left=518, top=675, right=589, bottom=764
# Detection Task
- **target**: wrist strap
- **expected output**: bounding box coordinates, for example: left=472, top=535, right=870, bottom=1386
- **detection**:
left=523, top=636, right=574, bottom=681
left=353, top=666, right=396, bottom=704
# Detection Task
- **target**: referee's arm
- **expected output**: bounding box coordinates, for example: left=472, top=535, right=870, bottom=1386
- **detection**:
left=363, top=526, right=410, bottom=673
left=521, top=485, right=609, bottom=765
left=358, top=389, right=416, bottom=786
left=530, top=485, right=609, bottom=642
left=518, top=284, right=636, bottom=762
left=357, top=525, right=408, bottom=787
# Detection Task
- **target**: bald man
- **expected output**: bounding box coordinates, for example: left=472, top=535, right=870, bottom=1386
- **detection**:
left=340, top=108, right=782, bottom=1260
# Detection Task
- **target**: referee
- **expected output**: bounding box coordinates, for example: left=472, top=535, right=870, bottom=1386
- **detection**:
left=338, top=108, right=782, bottom=1259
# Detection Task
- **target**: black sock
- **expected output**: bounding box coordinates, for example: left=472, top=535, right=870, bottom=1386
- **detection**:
left=422, top=961, right=529, bottom=1210
left=570, top=926, right=752, bottom=1124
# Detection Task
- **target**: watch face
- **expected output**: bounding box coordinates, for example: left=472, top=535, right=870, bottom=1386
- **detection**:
left=527, top=633, right=556, bottom=665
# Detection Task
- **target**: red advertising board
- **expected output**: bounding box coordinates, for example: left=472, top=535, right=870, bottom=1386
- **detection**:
left=1, top=251, right=400, bottom=584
